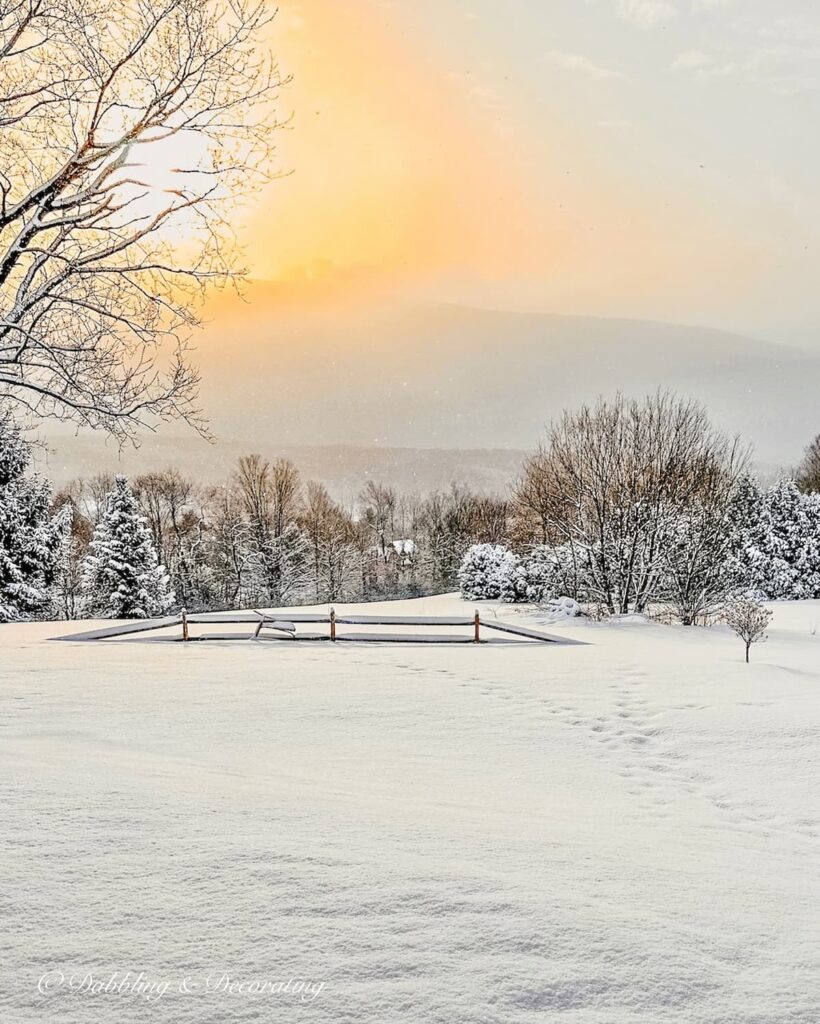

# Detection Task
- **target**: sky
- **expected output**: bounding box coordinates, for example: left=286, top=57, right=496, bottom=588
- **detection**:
left=224, top=0, right=820, bottom=346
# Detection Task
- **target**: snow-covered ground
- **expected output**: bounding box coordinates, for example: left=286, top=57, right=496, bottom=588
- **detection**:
left=2, top=596, right=819, bottom=1023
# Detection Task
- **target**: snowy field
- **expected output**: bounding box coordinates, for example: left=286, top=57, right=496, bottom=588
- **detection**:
left=2, top=596, right=819, bottom=1023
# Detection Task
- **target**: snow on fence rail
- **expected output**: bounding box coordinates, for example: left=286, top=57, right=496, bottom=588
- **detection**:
left=51, top=609, right=584, bottom=646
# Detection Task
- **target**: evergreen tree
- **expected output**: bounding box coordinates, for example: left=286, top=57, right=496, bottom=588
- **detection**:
left=727, top=476, right=773, bottom=596
left=794, top=488, right=820, bottom=598
left=765, top=480, right=813, bottom=598
left=82, top=476, right=175, bottom=618
left=0, top=414, right=68, bottom=622
left=728, top=477, right=820, bottom=600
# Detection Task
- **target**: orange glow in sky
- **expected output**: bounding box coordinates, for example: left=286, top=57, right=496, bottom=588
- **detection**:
left=207, top=0, right=783, bottom=331
left=237, top=0, right=559, bottom=299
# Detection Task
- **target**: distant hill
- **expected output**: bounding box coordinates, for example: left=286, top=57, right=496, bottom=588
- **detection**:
left=192, top=299, right=816, bottom=460
left=35, top=299, right=819, bottom=485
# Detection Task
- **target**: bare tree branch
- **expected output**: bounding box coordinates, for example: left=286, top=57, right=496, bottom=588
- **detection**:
left=0, top=0, right=285, bottom=440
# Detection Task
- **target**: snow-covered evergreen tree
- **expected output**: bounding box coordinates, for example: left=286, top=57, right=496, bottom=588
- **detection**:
left=458, top=543, right=521, bottom=602
left=793, top=484, right=820, bottom=597
left=0, top=414, right=68, bottom=622
left=764, top=480, right=806, bottom=598
left=804, top=491, right=820, bottom=596
left=728, top=477, right=820, bottom=600
left=726, top=476, right=768, bottom=593
left=82, top=476, right=175, bottom=618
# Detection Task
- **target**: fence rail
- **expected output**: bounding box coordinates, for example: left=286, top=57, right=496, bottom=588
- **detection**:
left=52, top=608, right=584, bottom=646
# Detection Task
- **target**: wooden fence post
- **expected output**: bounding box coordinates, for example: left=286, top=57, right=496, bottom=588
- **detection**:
left=181, top=607, right=189, bottom=642
left=474, top=610, right=481, bottom=643
left=330, top=607, right=336, bottom=642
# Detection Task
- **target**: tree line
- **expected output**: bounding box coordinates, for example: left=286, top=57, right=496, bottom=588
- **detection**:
left=460, top=392, right=820, bottom=624
left=1, top=392, right=820, bottom=622
left=0, top=412, right=510, bottom=620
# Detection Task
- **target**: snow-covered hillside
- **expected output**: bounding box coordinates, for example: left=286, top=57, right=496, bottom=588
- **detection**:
left=2, top=596, right=819, bottom=1023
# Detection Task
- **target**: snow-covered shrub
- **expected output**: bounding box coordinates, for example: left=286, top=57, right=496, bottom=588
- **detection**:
left=544, top=596, right=581, bottom=619
left=519, top=544, right=581, bottom=605
left=458, top=543, right=521, bottom=602
left=82, top=476, right=175, bottom=618
left=0, top=415, right=69, bottom=622
left=460, top=543, right=586, bottom=606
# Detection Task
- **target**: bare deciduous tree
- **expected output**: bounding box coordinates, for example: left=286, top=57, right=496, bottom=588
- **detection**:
left=659, top=441, right=747, bottom=625
left=269, top=457, right=301, bottom=538
left=235, top=454, right=307, bottom=604
left=86, top=472, right=116, bottom=517
left=724, top=592, right=772, bottom=663
left=796, top=435, right=820, bottom=494
left=300, top=480, right=360, bottom=603
left=134, top=467, right=202, bottom=605
left=470, top=495, right=510, bottom=545
left=205, top=482, right=248, bottom=608
left=515, top=391, right=746, bottom=616
left=414, top=484, right=499, bottom=590
left=0, top=0, right=281, bottom=436
left=50, top=487, right=92, bottom=618
left=359, top=481, right=396, bottom=563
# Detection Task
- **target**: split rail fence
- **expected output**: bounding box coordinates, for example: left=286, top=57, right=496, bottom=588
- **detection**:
left=52, top=609, right=583, bottom=646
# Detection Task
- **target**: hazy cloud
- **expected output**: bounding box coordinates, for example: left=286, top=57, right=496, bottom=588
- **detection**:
left=672, top=49, right=718, bottom=71
left=598, top=118, right=634, bottom=129
left=548, top=51, right=624, bottom=79
left=672, top=40, right=820, bottom=93
left=616, top=0, right=678, bottom=29
left=691, top=0, right=732, bottom=10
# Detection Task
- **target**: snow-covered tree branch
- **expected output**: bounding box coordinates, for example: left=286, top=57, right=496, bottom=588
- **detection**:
left=0, top=0, right=281, bottom=438
left=514, top=391, right=748, bottom=617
